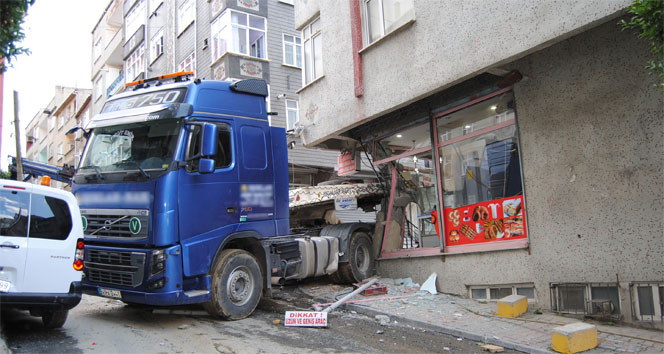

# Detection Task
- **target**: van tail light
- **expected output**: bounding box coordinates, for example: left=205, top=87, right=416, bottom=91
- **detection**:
left=73, top=239, right=84, bottom=271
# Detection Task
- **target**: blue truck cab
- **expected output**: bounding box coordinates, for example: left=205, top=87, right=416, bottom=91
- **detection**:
left=73, top=74, right=292, bottom=319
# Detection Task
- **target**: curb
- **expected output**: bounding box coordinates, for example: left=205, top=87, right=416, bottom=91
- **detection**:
left=301, top=288, right=552, bottom=354
left=342, top=302, right=553, bottom=354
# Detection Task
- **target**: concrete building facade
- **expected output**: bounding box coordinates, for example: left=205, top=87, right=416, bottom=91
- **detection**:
left=24, top=86, right=92, bottom=189
left=294, top=0, right=663, bottom=327
left=91, top=0, right=349, bottom=187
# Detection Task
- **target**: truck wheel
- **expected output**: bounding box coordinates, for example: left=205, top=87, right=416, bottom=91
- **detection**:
left=204, top=249, right=262, bottom=320
left=331, top=232, right=374, bottom=284
left=42, top=309, right=68, bottom=329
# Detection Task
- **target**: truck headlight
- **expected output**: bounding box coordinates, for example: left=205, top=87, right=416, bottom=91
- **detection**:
left=150, top=249, right=166, bottom=277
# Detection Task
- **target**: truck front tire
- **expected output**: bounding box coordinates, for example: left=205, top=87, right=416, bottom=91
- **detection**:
left=330, top=232, right=374, bottom=284
left=204, top=249, right=263, bottom=320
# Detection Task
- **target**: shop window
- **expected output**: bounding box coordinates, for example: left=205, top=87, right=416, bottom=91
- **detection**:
left=375, top=123, right=440, bottom=256
left=436, top=91, right=527, bottom=253
left=631, top=282, right=663, bottom=321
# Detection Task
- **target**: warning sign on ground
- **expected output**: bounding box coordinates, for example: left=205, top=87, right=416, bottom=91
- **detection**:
left=284, top=311, right=328, bottom=327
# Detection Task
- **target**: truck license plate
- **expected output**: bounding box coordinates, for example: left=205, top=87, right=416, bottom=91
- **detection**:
left=0, top=280, right=10, bottom=292
left=99, top=288, right=122, bottom=299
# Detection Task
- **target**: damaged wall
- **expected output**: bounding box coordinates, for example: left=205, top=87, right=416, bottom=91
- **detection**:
left=375, top=18, right=663, bottom=322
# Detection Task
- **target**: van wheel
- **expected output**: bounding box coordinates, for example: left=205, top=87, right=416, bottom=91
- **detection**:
left=204, top=249, right=262, bottom=320
left=42, top=309, right=68, bottom=329
left=331, top=232, right=374, bottom=284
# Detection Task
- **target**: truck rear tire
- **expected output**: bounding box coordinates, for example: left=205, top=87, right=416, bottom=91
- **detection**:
left=330, top=232, right=374, bottom=284
left=42, top=309, right=68, bottom=329
left=204, top=249, right=263, bottom=320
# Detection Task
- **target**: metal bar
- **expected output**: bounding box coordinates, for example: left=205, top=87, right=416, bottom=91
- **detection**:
left=322, top=277, right=379, bottom=313
left=432, top=86, right=512, bottom=120
left=380, top=167, right=398, bottom=256
left=373, top=146, right=432, bottom=166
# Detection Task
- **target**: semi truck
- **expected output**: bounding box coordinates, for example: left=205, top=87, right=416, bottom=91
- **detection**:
left=58, top=72, right=378, bottom=319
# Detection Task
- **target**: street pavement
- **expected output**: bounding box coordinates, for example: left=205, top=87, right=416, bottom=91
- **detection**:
left=300, top=277, right=664, bottom=354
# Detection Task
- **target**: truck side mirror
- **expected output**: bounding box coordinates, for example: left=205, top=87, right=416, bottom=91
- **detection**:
left=198, top=158, right=215, bottom=174
left=201, top=123, right=218, bottom=157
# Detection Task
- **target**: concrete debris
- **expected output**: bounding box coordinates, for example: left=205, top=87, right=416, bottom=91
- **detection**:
left=481, top=344, right=504, bottom=353
left=375, top=314, right=390, bottom=326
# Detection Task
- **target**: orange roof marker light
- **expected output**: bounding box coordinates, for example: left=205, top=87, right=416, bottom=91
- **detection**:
left=40, top=176, right=52, bottom=186
left=125, top=71, right=195, bottom=89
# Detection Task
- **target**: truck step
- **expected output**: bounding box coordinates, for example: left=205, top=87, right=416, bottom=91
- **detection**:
left=184, top=290, right=210, bottom=297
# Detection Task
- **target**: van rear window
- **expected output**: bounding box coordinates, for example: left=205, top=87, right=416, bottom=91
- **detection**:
left=0, top=189, right=29, bottom=237
left=29, top=195, right=72, bottom=240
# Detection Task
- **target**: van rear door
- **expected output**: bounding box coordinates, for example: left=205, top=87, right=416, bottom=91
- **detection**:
left=0, top=183, right=31, bottom=293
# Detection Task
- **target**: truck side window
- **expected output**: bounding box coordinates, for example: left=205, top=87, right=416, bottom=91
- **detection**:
left=0, top=189, right=29, bottom=237
left=29, top=195, right=73, bottom=241
left=187, top=122, right=232, bottom=172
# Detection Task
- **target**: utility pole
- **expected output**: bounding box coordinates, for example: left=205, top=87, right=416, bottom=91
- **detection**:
left=13, top=91, right=23, bottom=179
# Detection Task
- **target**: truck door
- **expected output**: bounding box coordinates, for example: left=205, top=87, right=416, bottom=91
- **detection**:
left=178, top=121, right=238, bottom=277
left=0, top=184, right=31, bottom=293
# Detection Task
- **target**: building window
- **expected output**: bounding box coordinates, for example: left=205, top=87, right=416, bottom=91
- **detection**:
left=125, top=0, right=146, bottom=40
left=362, top=0, right=414, bottom=45
left=93, top=36, right=102, bottom=62
left=150, top=29, right=164, bottom=63
left=177, top=0, right=195, bottom=35
left=285, top=99, right=299, bottom=130
left=179, top=51, right=196, bottom=75
left=39, top=147, right=47, bottom=163
left=49, top=116, right=55, bottom=131
left=48, top=143, right=54, bottom=160
left=149, top=0, right=163, bottom=13
left=470, top=284, right=536, bottom=301
left=283, top=34, right=301, bottom=67
left=631, top=282, right=663, bottom=321
left=302, top=17, right=322, bottom=85
left=33, top=126, right=40, bottom=141
left=211, top=10, right=266, bottom=63
left=551, top=283, right=622, bottom=318
left=125, top=45, right=146, bottom=82
left=59, top=114, right=65, bottom=128
left=57, top=143, right=63, bottom=160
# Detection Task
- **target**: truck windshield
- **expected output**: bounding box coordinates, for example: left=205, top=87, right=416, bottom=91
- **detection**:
left=79, top=119, right=181, bottom=176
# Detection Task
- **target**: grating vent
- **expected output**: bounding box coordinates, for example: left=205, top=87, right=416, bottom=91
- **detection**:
left=82, top=209, right=149, bottom=238
left=85, top=249, right=145, bottom=287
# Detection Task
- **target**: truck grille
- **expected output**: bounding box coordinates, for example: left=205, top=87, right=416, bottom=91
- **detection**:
left=81, top=209, right=149, bottom=238
left=85, top=249, right=145, bottom=287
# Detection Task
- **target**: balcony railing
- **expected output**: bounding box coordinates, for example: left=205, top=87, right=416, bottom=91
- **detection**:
left=107, top=71, right=124, bottom=98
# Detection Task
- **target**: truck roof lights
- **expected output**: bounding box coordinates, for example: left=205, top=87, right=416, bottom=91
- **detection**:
left=125, top=71, right=195, bottom=89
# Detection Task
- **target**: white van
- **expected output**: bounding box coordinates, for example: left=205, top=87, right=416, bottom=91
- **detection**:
left=0, top=180, right=84, bottom=328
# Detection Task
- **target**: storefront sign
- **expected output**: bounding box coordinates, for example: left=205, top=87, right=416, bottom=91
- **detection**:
left=284, top=311, right=328, bottom=327
left=335, top=197, right=358, bottom=211
left=337, top=152, right=359, bottom=176
left=443, top=195, right=527, bottom=246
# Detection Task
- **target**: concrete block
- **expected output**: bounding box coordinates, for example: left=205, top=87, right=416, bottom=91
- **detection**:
left=496, top=294, right=528, bottom=318
left=551, top=322, right=598, bottom=354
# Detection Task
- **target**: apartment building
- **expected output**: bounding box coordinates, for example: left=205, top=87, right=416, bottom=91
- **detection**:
left=91, top=0, right=354, bottom=188
left=24, top=86, right=92, bottom=189
left=293, top=0, right=663, bottom=327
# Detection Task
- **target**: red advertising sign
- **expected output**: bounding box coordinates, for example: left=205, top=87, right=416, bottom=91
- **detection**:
left=443, top=196, right=526, bottom=246
left=337, top=152, right=359, bottom=176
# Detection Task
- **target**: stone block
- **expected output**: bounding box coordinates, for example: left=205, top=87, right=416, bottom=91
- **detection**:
left=496, top=294, right=528, bottom=318
left=551, top=322, right=598, bottom=354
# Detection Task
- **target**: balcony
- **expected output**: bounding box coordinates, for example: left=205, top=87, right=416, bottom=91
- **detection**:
left=107, top=71, right=124, bottom=98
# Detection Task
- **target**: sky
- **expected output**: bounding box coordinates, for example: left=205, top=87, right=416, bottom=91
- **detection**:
left=1, top=0, right=110, bottom=171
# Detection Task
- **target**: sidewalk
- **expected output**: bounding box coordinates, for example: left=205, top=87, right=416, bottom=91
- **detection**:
left=299, top=278, right=664, bottom=354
